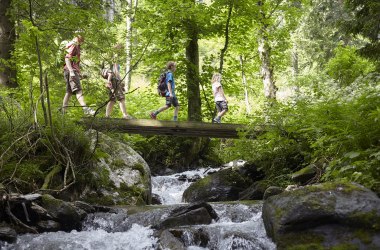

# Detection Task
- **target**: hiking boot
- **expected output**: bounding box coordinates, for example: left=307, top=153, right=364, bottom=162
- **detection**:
left=150, top=112, right=157, bottom=120
left=123, top=114, right=134, bottom=119
left=84, top=107, right=95, bottom=116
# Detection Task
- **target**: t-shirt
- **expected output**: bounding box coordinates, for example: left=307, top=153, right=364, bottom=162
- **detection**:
left=212, top=81, right=225, bottom=102
left=63, top=41, right=81, bottom=73
left=165, top=71, right=176, bottom=97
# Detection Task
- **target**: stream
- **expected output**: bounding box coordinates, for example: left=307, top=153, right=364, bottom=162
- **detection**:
left=1, top=168, right=276, bottom=250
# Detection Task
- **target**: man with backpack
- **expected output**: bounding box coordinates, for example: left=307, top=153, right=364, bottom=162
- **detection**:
left=150, top=61, right=179, bottom=121
left=62, top=35, right=95, bottom=115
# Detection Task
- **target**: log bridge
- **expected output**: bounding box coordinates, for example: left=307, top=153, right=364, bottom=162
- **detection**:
left=80, top=118, right=261, bottom=139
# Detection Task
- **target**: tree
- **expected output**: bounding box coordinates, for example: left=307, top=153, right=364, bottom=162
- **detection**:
left=0, top=0, right=17, bottom=88
left=343, top=0, right=380, bottom=69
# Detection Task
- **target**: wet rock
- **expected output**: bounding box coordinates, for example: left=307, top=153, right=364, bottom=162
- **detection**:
left=40, top=194, right=81, bottom=231
left=183, top=168, right=252, bottom=203
left=0, top=226, right=17, bottom=243
left=291, top=165, right=317, bottom=184
left=30, top=202, right=53, bottom=220
left=73, top=201, right=95, bottom=214
left=159, top=229, right=186, bottom=250
left=263, top=186, right=283, bottom=200
left=239, top=180, right=269, bottom=200
left=262, top=182, right=380, bottom=249
left=36, top=220, right=61, bottom=232
left=157, top=202, right=218, bottom=230
left=151, top=193, right=162, bottom=205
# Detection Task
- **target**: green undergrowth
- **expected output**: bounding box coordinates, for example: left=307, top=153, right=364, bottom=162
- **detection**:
left=218, top=73, right=380, bottom=192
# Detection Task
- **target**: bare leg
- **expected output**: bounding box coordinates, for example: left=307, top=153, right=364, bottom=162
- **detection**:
left=106, top=101, right=115, bottom=117
left=218, top=109, right=227, bottom=118
left=174, top=106, right=179, bottom=117
left=75, top=90, right=87, bottom=110
left=62, top=93, right=72, bottom=113
left=157, top=105, right=170, bottom=113
left=119, top=99, right=128, bottom=118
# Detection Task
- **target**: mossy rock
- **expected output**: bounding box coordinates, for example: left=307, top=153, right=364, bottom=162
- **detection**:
left=183, top=167, right=253, bottom=203
left=262, top=182, right=380, bottom=249
left=40, top=194, right=81, bottom=231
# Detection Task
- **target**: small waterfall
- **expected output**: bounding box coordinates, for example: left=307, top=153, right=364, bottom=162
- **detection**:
left=2, top=166, right=276, bottom=250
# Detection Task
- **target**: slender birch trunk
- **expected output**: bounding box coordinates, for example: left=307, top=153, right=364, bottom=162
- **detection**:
left=239, top=55, right=251, bottom=114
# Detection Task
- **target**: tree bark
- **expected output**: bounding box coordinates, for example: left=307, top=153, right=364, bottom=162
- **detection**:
left=185, top=22, right=201, bottom=122
left=258, top=23, right=276, bottom=99
left=125, top=0, right=136, bottom=91
left=219, top=0, right=233, bottom=74
left=104, top=0, right=115, bottom=22
left=292, top=42, right=298, bottom=77
left=0, top=0, right=17, bottom=88
left=239, top=55, right=251, bottom=114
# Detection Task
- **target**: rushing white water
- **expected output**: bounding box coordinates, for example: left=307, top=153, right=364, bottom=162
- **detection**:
left=151, top=168, right=214, bottom=204
left=2, top=166, right=276, bottom=250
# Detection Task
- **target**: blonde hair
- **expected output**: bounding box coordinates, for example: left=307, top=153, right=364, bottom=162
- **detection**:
left=166, top=61, right=176, bottom=70
left=212, top=73, right=221, bottom=83
left=76, top=35, right=84, bottom=43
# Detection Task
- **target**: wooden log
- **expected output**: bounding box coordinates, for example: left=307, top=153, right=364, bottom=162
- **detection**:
left=79, top=118, right=260, bottom=139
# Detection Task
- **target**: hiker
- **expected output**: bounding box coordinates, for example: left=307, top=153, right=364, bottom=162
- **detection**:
left=150, top=61, right=179, bottom=121
left=211, top=72, right=228, bottom=123
left=103, top=63, right=132, bottom=119
left=62, top=35, right=95, bottom=115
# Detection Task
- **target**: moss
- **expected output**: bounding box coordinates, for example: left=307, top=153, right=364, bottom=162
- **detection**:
left=353, top=229, right=372, bottom=244
left=348, top=210, right=380, bottom=230
left=287, top=243, right=324, bottom=250
left=94, top=148, right=109, bottom=160
left=41, top=194, right=62, bottom=208
left=278, top=232, right=324, bottom=250
left=83, top=195, right=115, bottom=206
left=42, top=165, right=62, bottom=189
left=111, top=158, right=125, bottom=169
left=330, top=243, right=359, bottom=250
left=131, top=163, right=146, bottom=176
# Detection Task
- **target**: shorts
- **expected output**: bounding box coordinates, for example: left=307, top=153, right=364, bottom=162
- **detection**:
left=165, top=96, right=179, bottom=107
left=109, top=79, right=125, bottom=102
left=215, top=101, right=228, bottom=113
left=64, top=70, right=82, bottom=94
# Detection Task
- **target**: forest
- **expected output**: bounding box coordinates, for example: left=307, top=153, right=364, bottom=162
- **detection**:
left=0, top=0, right=379, bottom=198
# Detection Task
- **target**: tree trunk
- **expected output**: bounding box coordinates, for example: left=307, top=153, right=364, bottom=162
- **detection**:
left=219, top=0, right=233, bottom=74
left=125, top=0, right=135, bottom=91
left=185, top=23, right=201, bottom=122
left=104, top=0, right=115, bottom=22
left=239, top=55, right=251, bottom=114
left=292, top=42, right=298, bottom=77
left=258, top=30, right=276, bottom=99
left=0, top=0, right=17, bottom=88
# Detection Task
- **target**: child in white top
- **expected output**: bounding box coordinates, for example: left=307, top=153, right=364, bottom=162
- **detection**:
left=211, top=73, right=228, bottom=123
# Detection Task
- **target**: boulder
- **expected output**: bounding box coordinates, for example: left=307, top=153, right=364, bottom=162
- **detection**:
left=183, top=168, right=252, bottom=203
left=83, top=131, right=152, bottom=205
left=263, top=186, right=283, bottom=200
left=157, top=202, right=218, bottom=230
left=239, top=180, right=269, bottom=200
left=40, top=194, right=81, bottom=231
left=262, top=182, right=380, bottom=249
left=291, top=165, right=317, bottom=184
left=159, top=230, right=186, bottom=250
left=0, top=226, right=17, bottom=243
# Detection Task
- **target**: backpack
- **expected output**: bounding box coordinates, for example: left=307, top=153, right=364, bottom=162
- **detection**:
left=157, top=71, right=168, bottom=97
left=101, top=68, right=112, bottom=79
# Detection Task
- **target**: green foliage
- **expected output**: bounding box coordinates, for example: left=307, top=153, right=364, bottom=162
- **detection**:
left=326, top=46, right=376, bottom=86
left=223, top=73, right=380, bottom=190
left=0, top=110, right=96, bottom=193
